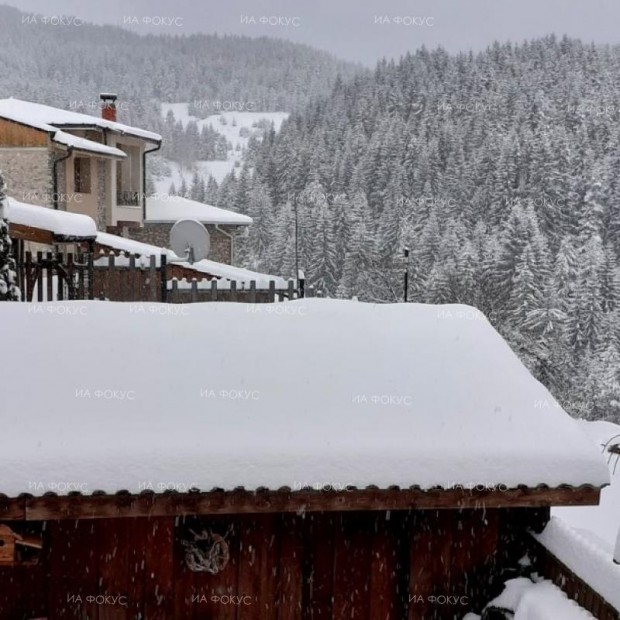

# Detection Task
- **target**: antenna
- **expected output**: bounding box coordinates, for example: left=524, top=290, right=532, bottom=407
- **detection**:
left=169, top=219, right=210, bottom=264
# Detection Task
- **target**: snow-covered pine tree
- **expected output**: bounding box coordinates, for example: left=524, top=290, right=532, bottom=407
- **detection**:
left=307, top=199, right=338, bottom=296
left=0, top=172, right=20, bottom=301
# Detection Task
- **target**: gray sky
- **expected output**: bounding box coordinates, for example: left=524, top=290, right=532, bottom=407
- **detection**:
left=5, top=0, right=620, bottom=65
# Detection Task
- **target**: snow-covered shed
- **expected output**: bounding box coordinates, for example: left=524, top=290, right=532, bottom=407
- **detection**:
left=0, top=300, right=609, bottom=618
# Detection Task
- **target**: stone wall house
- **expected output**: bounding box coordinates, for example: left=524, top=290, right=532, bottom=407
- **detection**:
left=0, top=95, right=161, bottom=247
left=0, top=96, right=252, bottom=265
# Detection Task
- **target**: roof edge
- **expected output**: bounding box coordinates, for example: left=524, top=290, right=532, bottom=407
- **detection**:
left=0, top=485, right=603, bottom=521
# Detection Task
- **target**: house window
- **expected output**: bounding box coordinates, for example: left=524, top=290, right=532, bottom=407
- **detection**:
left=74, top=157, right=91, bottom=194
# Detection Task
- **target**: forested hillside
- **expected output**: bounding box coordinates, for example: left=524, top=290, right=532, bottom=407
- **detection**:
left=0, top=5, right=359, bottom=123
left=215, top=36, right=620, bottom=422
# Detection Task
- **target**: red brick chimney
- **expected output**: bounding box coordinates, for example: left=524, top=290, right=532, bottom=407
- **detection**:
left=100, top=93, right=117, bottom=122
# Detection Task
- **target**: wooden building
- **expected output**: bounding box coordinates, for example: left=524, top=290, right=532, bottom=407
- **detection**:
left=0, top=300, right=610, bottom=619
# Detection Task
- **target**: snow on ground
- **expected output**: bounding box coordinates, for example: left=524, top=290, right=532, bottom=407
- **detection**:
left=0, top=300, right=609, bottom=497
left=474, top=577, right=596, bottom=619
left=155, top=103, right=288, bottom=189
left=553, top=420, right=620, bottom=552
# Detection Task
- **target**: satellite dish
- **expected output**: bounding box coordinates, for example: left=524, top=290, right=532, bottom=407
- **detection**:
left=170, top=219, right=210, bottom=264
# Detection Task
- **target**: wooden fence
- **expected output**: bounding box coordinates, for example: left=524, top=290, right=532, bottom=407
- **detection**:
left=14, top=251, right=300, bottom=304
left=531, top=537, right=619, bottom=620
left=16, top=251, right=93, bottom=302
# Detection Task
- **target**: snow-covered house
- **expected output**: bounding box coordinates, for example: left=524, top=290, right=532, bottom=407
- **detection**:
left=0, top=96, right=252, bottom=265
left=0, top=95, right=161, bottom=232
left=0, top=300, right=610, bottom=618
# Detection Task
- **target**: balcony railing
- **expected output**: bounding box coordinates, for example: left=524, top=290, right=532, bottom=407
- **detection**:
left=117, top=190, right=140, bottom=206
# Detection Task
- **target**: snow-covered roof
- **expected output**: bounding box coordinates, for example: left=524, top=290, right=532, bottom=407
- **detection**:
left=95, top=231, right=286, bottom=288
left=52, top=130, right=126, bottom=158
left=145, top=195, right=252, bottom=226
left=0, top=98, right=161, bottom=144
left=7, top=197, right=97, bottom=239
left=0, top=300, right=609, bottom=497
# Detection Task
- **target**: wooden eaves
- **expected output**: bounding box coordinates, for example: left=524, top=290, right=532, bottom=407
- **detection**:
left=0, top=485, right=603, bottom=522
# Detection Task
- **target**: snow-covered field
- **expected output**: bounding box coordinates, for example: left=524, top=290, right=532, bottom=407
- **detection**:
left=155, top=103, right=288, bottom=190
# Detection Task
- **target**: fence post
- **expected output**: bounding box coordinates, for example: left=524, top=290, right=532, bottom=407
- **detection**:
left=44, top=252, right=52, bottom=302
left=287, top=279, right=295, bottom=301
left=67, top=253, right=74, bottom=300
left=105, top=253, right=115, bottom=301
left=269, top=280, right=275, bottom=303
left=25, top=251, right=33, bottom=302
left=191, top=280, right=198, bottom=303
left=230, top=280, right=237, bottom=302
left=87, top=251, right=94, bottom=300
left=78, top=253, right=86, bottom=300
left=129, top=254, right=137, bottom=302
left=160, top=253, right=168, bottom=303
left=249, top=280, right=256, bottom=303
left=149, top=255, right=157, bottom=301
left=211, top=278, right=218, bottom=302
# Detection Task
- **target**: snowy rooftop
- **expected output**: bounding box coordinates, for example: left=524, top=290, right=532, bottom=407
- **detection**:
left=0, top=98, right=161, bottom=144
left=0, top=300, right=609, bottom=498
left=95, top=231, right=286, bottom=288
left=145, top=195, right=252, bottom=226
left=52, top=130, right=126, bottom=159
left=7, top=198, right=97, bottom=239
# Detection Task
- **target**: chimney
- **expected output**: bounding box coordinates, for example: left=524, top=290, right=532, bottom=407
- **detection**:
left=100, top=93, right=117, bottom=122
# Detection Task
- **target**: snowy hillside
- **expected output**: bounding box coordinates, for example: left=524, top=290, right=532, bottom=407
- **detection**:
left=155, top=104, right=288, bottom=190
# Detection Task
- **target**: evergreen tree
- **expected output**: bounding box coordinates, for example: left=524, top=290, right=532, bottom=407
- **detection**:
left=0, top=173, right=20, bottom=301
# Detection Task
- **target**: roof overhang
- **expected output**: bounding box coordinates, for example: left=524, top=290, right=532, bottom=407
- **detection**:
left=54, top=123, right=162, bottom=145
left=145, top=219, right=250, bottom=226
left=0, top=485, right=604, bottom=521
left=9, top=222, right=96, bottom=244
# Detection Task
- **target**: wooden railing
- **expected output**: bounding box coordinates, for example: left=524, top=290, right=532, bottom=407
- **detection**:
left=13, top=251, right=307, bottom=304
left=531, top=537, right=619, bottom=620
left=116, top=190, right=140, bottom=206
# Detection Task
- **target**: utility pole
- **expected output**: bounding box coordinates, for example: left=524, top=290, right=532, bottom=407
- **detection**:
left=403, top=247, right=410, bottom=302
left=294, top=199, right=300, bottom=295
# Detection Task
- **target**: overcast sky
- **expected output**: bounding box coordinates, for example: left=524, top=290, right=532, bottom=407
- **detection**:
left=5, top=0, right=620, bottom=65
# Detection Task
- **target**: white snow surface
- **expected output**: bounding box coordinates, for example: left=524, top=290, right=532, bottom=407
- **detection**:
left=95, top=232, right=287, bottom=288
left=156, top=105, right=288, bottom=188
left=486, top=578, right=595, bottom=619
left=145, top=195, right=251, bottom=225
left=0, top=300, right=609, bottom=497
left=0, top=98, right=161, bottom=142
left=7, top=197, right=97, bottom=238
left=533, top=516, right=620, bottom=612
left=554, top=420, right=620, bottom=551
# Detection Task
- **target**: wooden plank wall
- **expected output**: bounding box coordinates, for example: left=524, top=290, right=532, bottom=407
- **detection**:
left=0, top=118, right=48, bottom=147
left=0, top=508, right=540, bottom=620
